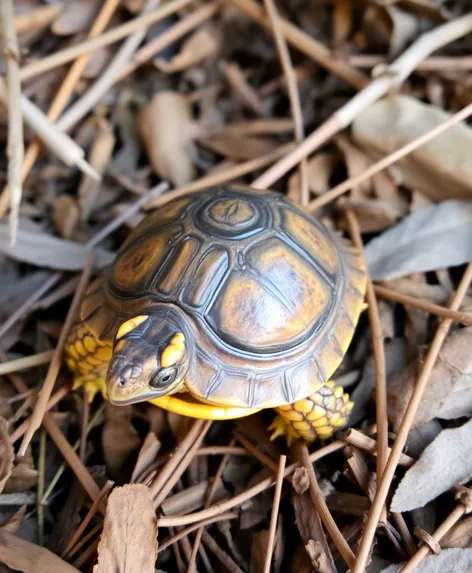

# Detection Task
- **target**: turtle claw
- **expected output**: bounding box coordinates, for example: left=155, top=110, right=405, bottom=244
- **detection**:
left=268, top=415, right=299, bottom=446
left=73, top=377, right=107, bottom=402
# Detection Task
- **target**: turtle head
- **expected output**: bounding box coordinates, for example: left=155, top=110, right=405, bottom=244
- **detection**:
left=106, top=314, right=190, bottom=405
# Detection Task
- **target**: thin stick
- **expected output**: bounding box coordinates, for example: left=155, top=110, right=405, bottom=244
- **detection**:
left=146, top=144, right=293, bottom=211
left=263, top=0, right=308, bottom=205
left=374, top=284, right=472, bottom=327
left=62, top=480, right=114, bottom=559
left=0, top=0, right=121, bottom=218
left=65, top=522, right=102, bottom=561
left=352, top=262, right=472, bottom=573
left=344, top=429, right=415, bottom=468
left=298, top=441, right=356, bottom=570
left=19, top=0, right=193, bottom=81
left=79, top=391, right=90, bottom=463
left=150, top=419, right=209, bottom=500
left=263, top=455, right=286, bottom=573
left=158, top=441, right=344, bottom=527
left=153, top=420, right=212, bottom=508
left=0, top=350, right=54, bottom=376
left=349, top=53, right=472, bottom=72
left=56, top=0, right=162, bottom=132
left=399, top=503, right=466, bottom=572
left=227, top=0, right=367, bottom=90
left=345, top=210, right=389, bottom=513
left=202, top=530, right=245, bottom=573
left=196, top=446, right=249, bottom=457
left=252, top=12, right=472, bottom=190
left=0, top=0, right=24, bottom=243
left=158, top=512, right=239, bottom=553
left=18, top=253, right=96, bottom=456
left=13, top=4, right=63, bottom=35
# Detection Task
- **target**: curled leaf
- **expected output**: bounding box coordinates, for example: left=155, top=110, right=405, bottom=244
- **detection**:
left=391, top=419, right=472, bottom=513
left=94, top=484, right=157, bottom=573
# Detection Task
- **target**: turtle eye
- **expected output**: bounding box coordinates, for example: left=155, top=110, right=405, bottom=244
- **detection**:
left=150, top=368, right=177, bottom=389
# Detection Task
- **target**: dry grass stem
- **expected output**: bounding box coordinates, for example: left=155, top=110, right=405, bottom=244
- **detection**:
left=146, top=143, right=294, bottom=210
left=309, top=100, right=472, bottom=212
left=374, top=284, right=472, bottom=327
left=19, top=0, right=194, bottom=82
left=13, top=4, right=63, bottom=35
left=228, top=0, right=367, bottom=89
left=66, top=522, right=102, bottom=561
left=9, top=386, right=70, bottom=444
left=391, top=512, right=417, bottom=558
left=0, top=350, right=54, bottom=376
left=352, top=261, right=472, bottom=573
left=263, top=0, right=308, bottom=204
left=253, top=12, right=472, bottom=190
left=349, top=53, right=472, bottom=72
left=62, top=480, right=114, bottom=559
left=263, top=454, right=286, bottom=573
left=116, top=2, right=221, bottom=82
left=57, top=0, right=162, bottom=132
left=153, top=420, right=213, bottom=508
left=158, top=441, right=344, bottom=527
left=344, top=429, right=415, bottom=468
left=18, top=252, right=96, bottom=456
left=0, top=0, right=24, bottom=243
left=400, top=503, right=467, bottom=572
left=196, top=446, right=250, bottom=457
left=158, top=512, right=239, bottom=554
left=201, top=530, right=245, bottom=573
left=297, top=441, right=356, bottom=570
left=345, top=209, right=389, bottom=514
left=188, top=441, right=236, bottom=573
left=0, top=0, right=121, bottom=218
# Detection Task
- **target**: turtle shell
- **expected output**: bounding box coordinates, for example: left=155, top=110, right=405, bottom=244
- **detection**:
left=80, top=185, right=366, bottom=409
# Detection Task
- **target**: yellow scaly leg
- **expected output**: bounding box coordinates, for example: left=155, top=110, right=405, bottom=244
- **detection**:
left=269, top=380, right=353, bottom=445
left=65, top=324, right=113, bottom=402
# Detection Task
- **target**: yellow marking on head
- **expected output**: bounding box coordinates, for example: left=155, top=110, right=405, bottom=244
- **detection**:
left=150, top=394, right=260, bottom=420
left=161, top=333, right=185, bottom=367
left=114, top=339, right=127, bottom=353
left=116, top=315, right=149, bottom=341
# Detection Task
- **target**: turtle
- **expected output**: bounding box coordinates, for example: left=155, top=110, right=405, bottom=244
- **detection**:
left=65, top=185, right=366, bottom=443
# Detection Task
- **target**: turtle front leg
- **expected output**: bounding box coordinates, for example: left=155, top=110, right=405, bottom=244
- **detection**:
left=64, top=324, right=113, bottom=402
left=269, top=380, right=353, bottom=444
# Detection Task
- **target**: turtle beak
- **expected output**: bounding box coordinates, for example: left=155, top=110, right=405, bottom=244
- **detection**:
left=106, top=357, right=159, bottom=405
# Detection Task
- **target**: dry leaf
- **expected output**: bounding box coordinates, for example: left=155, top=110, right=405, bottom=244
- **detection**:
left=0, top=528, right=81, bottom=573
left=391, top=419, right=472, bottom=513
left=83, top=47, right=114, bottom=79
left=53, top=195, right=79, bottom=239
left=342, top=198, right=398, bottom=233
left=3, top=457, right=38, bottom=494
left=52, top=0, right=99, bottom=36
left=442, top=516, right=472, bottom=548
left=219, top=61, right=264, bottom=116
left=364, top=200, right=472, bottom=281
left=0, top=225, right=113, bottom=270
left=288, top=152, right=335, bottom=202
left=380, top=547, right=472, bottom=572
left=94, top=484, right=157, bottom=573
left=138, top=92, right=195, bottom=186
left=388, top=327, right=472, bottom=431
left=79, top=119, right=116, bottom=221
left=102, top=404, right=141, bottom=481
left=0, top=418, right=13, bottom=495
left=353, top=95, right=472, bottom=201
left=337, top=135, right=373, bottom=199
left=201, top=134, right=278, bottom=160
left=155, top=28, right=218, bottom=73
left=384, top=5, right=420, bottom=57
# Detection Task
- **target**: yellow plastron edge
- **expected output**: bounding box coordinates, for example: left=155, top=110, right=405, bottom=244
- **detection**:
left=149, top=394, right=261, bottom=420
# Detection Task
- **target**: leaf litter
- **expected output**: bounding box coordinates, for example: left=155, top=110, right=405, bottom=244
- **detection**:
left=4, top=2, right=472, bottom=573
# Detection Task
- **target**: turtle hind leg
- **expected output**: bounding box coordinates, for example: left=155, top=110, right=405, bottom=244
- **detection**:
left=65, top=324, right=113, bottom=402
left=269, top=380, right=353, bottom=444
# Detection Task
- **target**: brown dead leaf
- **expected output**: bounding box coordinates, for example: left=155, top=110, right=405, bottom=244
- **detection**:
left=353, top=95, right=472, bottom=201
left=200, top=134, right=278, bottom=160
left=0, top=528, right=81, bottom=573
left=442, top=515, right=472, bottom=548
left=0, top=418, right=13, bottom=495
left=52, top=195, right=79, bottom=240
left=336, top=135, right=373, bottom=200
left=94, top=484, right=157, bottom=573
left=250, top=530, right=269, bottom=573
left=102, top=404, right=141, bottom=481
left=52, top=0, right=100, bottom=36
left=219, top=60, right=265, bottom=116
left=79, top=119, right=116, bottom=221
left=341, top=198, right=398, bottom=233
left=83, top=47, right=114, bottom=79
left=388, top=327, right=472, bottom=431
left=292, top=467, right=309, bottom=495
left=3, top=456, right=37, bottom=494
left=138, top=92, right=195, bottom=187
left=1, top=506, right=26, bottom=535
left=155, top=28, right=219, bottom=73
left=288, top=152, right=335, bottom=202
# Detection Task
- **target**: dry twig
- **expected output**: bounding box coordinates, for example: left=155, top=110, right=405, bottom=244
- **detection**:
left=263, top=455, right=286, bottom=573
